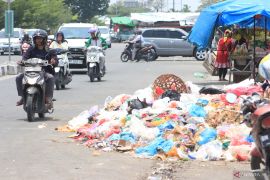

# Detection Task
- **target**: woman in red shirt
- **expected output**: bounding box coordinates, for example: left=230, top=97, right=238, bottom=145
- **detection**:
left=215, top=29, right=233, bottom=81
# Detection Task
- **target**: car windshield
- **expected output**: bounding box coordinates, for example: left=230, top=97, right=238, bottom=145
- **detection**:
left=60, top=27, right=90, bottom=39
left=99, top=28, right=109, bottom=34
left=0, top=31, right=20, bottom=38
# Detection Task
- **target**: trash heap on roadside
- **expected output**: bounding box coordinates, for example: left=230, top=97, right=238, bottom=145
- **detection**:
left=56, top=74, right=263, bottom=162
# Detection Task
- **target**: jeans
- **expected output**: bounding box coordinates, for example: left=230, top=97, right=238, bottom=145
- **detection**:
left=16, top=72, right=55, bottom=98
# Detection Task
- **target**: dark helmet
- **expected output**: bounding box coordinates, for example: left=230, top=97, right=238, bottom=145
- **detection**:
left=56, top=31, right=65, bottom=42
left=32, top=29, right=48, bottom=46
left=22, top=33, right=30, bottom=42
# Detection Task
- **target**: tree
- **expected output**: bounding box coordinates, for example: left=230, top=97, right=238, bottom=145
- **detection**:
left=181, top=4, right=191, bottom=12
left=148, top=0, right=165, bottom=12
left=197, top=0, right=226, bottom=11
left=107, top=1, right=151, bottom=17
left=64, top=0, right=109, bottom=22
left=0, top=0, right=73, bottom=31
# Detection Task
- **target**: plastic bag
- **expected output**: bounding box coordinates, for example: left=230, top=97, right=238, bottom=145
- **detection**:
left=199, top=87, right=225, bottom=95
left=161, top=90, right=181, bottom=101
left=188, top=104, right=207, bottom=118
left=68, top=106, right=99, bottom=130
left=198, top=128, right=217, bottom=145
left=135, top=137, right=174, bottom=156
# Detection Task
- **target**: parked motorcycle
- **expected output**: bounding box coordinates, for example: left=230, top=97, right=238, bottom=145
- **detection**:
left=241, top=93, right=270, bottom=179
left=21, top=58, right=54, bottom=122
left=51, top=48, right=72, bottom=90
left=86, top=46, right=106, bottom=82
left=120, top=41, right=157, bottom=62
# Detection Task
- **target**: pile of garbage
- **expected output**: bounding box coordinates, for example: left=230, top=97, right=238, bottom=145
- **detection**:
left=57, top=74, right=263, bottom=162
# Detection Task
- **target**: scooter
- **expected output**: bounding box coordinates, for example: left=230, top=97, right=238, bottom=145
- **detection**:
left=22, top=58, right=53, bottom=122
left=86, top=46, right=106, bottom=82
left=120, top=41, right=157, bottom=62
left=51, top=48, right=72, bottom=90
left=241, top=93, right=270, bottom=179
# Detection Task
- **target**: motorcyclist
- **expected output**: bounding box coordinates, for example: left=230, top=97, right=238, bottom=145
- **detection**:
left=49, top=31, right=68, bottom=50
left=16, top=30, right=57, bottom=108
left=129, top=29, right=144, bottom=61
left=85, top=27, right=108, bottom=75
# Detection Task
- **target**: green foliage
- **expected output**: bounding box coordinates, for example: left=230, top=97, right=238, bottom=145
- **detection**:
left=64, top=0, right=109, bottom=22
left=107, top=2, right=151, bottom=17
left=91, top=17, right=106, bottom=26
left=182, top=4, right=191, bottom=12
left=0, top=0, right=73, bottom=31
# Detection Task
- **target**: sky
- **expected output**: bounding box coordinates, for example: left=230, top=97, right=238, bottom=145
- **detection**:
left=110, top=0, right=201, bottom=12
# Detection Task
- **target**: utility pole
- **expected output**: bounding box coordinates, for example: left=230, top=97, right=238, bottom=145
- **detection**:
left=173, top=0, right=175, bottom=12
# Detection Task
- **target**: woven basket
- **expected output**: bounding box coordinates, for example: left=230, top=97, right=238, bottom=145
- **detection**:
left=152, top=74, right=189, bottom=100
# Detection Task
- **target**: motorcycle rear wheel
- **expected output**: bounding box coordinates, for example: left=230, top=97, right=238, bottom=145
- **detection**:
left=55, top=73, right=61, bottom=90
left=121, top=52, right=129, bottom=62
left=26, top=95, right=35, bottom=122
left=61, top=84, right=65, bottom=89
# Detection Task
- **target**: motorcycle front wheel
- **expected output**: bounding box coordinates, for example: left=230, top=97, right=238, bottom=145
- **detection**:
left=121, top=52, right=129, bottom=62
left=55, top=73, right=61, bottom=90
left=251, top=155, right=265, bottom=180
left=88, top=67, right=95, bottom=82
left=26, top=95, right=36, bottom=122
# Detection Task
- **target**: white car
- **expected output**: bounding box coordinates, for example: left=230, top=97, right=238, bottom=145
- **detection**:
left=98, top=26, right=111, bottom=48
left=57, top=23, right=95, bottom=68
left=0, top=28, right=24, bottom=55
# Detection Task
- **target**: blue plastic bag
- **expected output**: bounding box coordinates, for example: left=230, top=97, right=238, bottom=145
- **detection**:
left=198, top=128, right=217, bottom=145
left=188, top=104, right=207, bottom=117
left=135, top=137, right=174, bottom=156
left=108, top=132, right=135, bottom=144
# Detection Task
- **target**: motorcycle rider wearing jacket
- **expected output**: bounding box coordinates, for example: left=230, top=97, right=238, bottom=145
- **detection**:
left=16, top=30, right=57, bottom=108
left=85, top=27, right=108, bottom=75
left=49, top=31, right=68, bottom=50
left=130, top=29, right=144, bottom=61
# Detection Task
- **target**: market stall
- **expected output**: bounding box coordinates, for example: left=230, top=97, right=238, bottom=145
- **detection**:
left=110, top=16, right=136, bottom=42
left=188, top=0, right=270, bottom=83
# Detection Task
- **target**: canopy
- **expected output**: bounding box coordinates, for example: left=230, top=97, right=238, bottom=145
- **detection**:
left=188, top=0, right=270, bottom=49
left=111, top=17, right=135, bottom=27
left=131, top=13, right=199, bottom=25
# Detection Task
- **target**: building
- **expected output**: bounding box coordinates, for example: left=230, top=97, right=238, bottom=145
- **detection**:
left=123, top=0, right=139, bottom=8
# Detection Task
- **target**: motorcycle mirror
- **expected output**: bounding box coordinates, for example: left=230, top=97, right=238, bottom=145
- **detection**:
left=226, top=93, right=237, bottom=103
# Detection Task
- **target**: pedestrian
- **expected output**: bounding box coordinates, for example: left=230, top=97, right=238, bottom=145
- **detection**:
left=215, top=29, right=233, bottom=81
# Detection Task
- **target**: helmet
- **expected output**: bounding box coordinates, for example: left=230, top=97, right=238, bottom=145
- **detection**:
left=56, top=31, right=65, bottom=42
left=88, top=27, right=99, bottom=37
left=32, top=29, right=48, bottom=46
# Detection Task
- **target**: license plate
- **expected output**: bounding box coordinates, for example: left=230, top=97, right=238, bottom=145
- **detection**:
left=25, top=66, right=41, bottom=71
left=69, top=60, right=83, bottom=64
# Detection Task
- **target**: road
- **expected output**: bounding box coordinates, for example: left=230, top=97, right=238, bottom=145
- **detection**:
left=0, top=43, right=251, bottom=180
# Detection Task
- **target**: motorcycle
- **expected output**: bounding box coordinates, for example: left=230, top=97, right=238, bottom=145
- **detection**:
left=21, top=58, right=54, bottom=122
left=51, top=48, right=72, bottom=90
left=241, top=93, right=270, bottom=179
left=120, top=41, right=157, bottom=62
left=86, top=46, right=106, bottom=82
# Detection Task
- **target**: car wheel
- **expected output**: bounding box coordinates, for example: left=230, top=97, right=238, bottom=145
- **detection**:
left=0, top=52, right=3, bottom=55
left=194, top=49, right=206, bottom=61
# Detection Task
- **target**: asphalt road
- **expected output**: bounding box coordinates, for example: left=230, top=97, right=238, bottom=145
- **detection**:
left=0, top=43, right=251, bottom=180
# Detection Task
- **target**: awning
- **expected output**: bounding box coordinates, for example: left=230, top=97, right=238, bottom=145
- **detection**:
left=111, top=17, right=135, bottom=27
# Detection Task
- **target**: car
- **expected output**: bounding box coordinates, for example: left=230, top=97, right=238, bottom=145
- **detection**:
left=116, top=30, right=134, bottom=42
left=98, top=26, right=112, bottom=48
left=0, top=28, right=24, bottom=55
left=141, top=28, right=206, bottom=61
left=57, top=23, right=95, bottom=69
left=0, top=46, right=3, bottom=55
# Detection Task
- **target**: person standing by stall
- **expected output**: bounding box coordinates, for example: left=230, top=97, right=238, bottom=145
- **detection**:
left=215, top=29, right=233, bottom=81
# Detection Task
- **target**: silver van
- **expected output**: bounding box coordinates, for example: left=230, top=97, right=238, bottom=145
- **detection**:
left=142, top=28, right=206, bottom=60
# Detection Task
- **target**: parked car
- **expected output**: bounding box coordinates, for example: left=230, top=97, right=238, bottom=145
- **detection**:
left=0, top=46, right=3, bottom=55
left=98, top=26, right=111, bottom=48
left=116, top=30, right=134, bottom=42
left=0, top=28, right=24, bottom=55
left=141, top=28, right=206, bottom=61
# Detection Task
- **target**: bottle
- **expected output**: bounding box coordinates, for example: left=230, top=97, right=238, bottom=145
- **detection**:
left=194, top=72, right=206, bottom=78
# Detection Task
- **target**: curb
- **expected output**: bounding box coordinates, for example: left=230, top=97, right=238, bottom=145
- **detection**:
left=0, top=64, right=23, bottom=77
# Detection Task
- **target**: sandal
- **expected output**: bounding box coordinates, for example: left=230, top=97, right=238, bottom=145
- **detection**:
left=16, top=99, right=23, bottom=106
